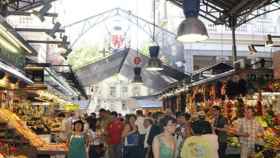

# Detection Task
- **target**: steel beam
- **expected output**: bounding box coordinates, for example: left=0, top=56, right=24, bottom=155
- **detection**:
left=5, top=11, right=58, bottom=17
left=26, top=40, right=68, bottom=44
left=15, top=28, right=65, bottom=33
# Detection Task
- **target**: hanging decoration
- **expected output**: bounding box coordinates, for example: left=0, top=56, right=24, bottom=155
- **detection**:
left=133, top=56, right=142, bottom=65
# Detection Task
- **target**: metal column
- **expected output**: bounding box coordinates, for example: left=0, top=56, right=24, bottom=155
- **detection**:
left=230, top=16, right=237, bottom=63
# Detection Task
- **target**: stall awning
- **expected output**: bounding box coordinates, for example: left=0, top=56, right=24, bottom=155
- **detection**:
left=136, top=100, right=162, bottom=108
left=0, top=60, right=33, bottom=84
left=131, top=95, right=162, bottom=108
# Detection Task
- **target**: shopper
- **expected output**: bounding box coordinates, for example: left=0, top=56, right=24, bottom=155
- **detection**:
left=67, top=120, right=89, bottom=158
left=147, top=112, right=164, bottom=146
left=122, top=114, right=141, bottom=158
left=236, top=106, right=264, bottom=158
left=143, top=118, right=153, bottom=158
left=181, top=120, right=218, bottom=158
left=61, top=112, right=74, bottom=141
left=212, top=106, right=228, bottom=158
left=88, top=117, right=104, bottom=158
left=175, top=112, right=191, bottom=158
left=107, top=111, right=124, bottom=158
left=99, top=109, right=112, bottom=131
left=184, top=113, right=192, bottom=137
left=152, top=116, right=176, bottom=158
left=99, top=108, right=112, bottom=152
left=135, top=110, right=146, bottom=158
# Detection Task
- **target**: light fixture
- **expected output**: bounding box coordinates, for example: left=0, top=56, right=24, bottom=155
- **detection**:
left=0, top=24, right=33, bottom=53
left=265, top=34, right=273, bottom=47
left=0, top=35, right=19, bottom=53
left=32, top=1, right=52, bottom=22
left=132, top=67, right=144, bottom=84
left=176, top=0, right=208, bottom=43
left=46, top=22, right=61, bottom=39
left=62, top=48, right=72, bottom=59
left=146, top=45, right=163, bottom=71
left=146, top=0, right=163, bottom=71
left=248, top=45, right=257, bottom=54
left=58, top=35, right=69, bottom=49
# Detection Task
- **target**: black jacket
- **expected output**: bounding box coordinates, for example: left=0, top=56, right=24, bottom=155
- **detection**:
left=147, top=124, right=162, bottom=146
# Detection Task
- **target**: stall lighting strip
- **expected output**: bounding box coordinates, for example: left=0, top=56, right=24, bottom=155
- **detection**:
left=45, top=68, right=78, bottom=96
left=262, top=92, right=280, bottom=96
left=0, top=35, right=19, bottom=53
left=0, top=60, right=33, bottom=84
left=0, top=22, right=32, bottom=54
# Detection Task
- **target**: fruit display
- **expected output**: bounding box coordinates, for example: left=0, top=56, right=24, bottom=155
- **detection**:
left=0, top=109, right=68, bottom=153
left=0, top=109, right=45, bottom=147
left=227, top=137, right=240, bottom=148
left=38, top=143, right=68, bottom=152
left=264, top=135, right=280, bottom=149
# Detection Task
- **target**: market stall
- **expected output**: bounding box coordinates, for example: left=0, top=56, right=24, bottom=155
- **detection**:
left=160, top=59, right=280, bottom=157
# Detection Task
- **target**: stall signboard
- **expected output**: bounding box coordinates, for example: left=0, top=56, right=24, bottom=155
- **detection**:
left=64, top=103, right=80, bottom=111
left=273, top=51, right=280, bottom=79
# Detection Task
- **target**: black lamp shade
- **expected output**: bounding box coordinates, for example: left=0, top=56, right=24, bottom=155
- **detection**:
left=149, top=46, right=160, bottom=58
left=132, top=67, right=143, bottom=84
left=177, top=0, right=208, bottom=43
left=146, top=46, right=163, bottom=71
left=134, top=67, right=141, bottom=75
left=183, top=0, right=200, bottom=17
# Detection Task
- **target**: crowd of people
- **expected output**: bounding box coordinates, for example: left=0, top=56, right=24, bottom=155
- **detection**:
left=60, top=106, right=265, bottom=158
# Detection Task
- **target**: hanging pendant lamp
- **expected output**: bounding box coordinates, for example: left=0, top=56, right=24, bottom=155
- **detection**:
left=176, top=0, right=208, bottom=43
left=146, top=45, right=163, bottom=71
left=132, top=67, right=144, bottom=84
left=146, top=0, right=163, bottom=71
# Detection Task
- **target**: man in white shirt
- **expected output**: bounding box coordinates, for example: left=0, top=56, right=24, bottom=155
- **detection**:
left=60, top=112, right=74, bottom=141
left=135, top=110, right=146, bottom=157
left=143, top=119, right=153, bottom=158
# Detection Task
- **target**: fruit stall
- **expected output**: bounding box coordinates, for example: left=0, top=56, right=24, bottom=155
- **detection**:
left=0, top=109, right=68, bottom=158
left=160, top=60, right=280, bottom=157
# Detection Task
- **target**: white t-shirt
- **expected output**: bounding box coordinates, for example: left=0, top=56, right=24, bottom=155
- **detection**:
left=135, top=116, right=146, bottom=135
left=144, top=126, right=152, bottom=148
left=89, top=130, right=101, bottom=145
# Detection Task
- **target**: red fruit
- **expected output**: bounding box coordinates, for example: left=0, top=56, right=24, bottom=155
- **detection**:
left=10, top=146, right=17, bottom=153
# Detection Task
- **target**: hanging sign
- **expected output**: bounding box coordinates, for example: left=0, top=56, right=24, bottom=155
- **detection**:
left=112, top=34, right=124, bottom=48
left=64, top=103, right=80, bottom=111
left=133, top=57, right=142, bottom=65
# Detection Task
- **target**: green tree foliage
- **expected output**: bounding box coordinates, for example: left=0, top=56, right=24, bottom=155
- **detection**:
left=67, top=45, right=109, bottom=70
left=139, top=41, right=150, bottom=57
